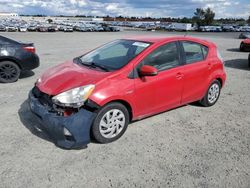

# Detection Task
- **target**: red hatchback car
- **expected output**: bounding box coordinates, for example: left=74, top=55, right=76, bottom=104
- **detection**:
left=29, top=36, right=226, bottom=149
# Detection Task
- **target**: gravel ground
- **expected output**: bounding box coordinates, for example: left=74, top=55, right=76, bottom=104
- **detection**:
left=0, top=31, right=249, bottom=188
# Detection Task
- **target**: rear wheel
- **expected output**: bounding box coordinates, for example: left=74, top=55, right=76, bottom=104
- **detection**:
left=0, top=61, right=20, bottom=83
left=91, top=102, right=129, bottom=143
left=200, top=80, right=221, bottom=107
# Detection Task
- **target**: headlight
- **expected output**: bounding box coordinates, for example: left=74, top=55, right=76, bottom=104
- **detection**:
left=36, top=78, right=42, bottom=84
left=52, top=85, right=95, bottom=108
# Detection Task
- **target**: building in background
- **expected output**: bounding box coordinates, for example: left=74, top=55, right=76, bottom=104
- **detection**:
left=0, top=12, right=19, bottom=18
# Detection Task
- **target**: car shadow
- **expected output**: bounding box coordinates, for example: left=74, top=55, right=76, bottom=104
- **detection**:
left=19, top=70, right=35, bottom=79
left=224, top=59, right=250, bottom=71
left=227, top=48, right=241, bottom=52
left=188, top=101, right=204, bottom=107
left=18, top=100, right=53, bottom=143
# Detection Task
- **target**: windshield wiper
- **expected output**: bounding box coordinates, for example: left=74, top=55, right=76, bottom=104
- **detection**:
left=81, top=61, right=109, bottom=72
left=90, top=62, right=110, bottom=72
left=74, top=57, right=110, bottom=72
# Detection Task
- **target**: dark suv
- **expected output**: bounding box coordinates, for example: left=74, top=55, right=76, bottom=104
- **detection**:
left=0, top=35, right=39, bottom=83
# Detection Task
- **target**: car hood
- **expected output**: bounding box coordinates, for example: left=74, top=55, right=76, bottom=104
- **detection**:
left=36, top=60, right=111, bottom=95
left=243, top=39, right=250, bottom=44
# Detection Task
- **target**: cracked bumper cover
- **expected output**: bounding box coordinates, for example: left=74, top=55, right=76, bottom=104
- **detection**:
left=28, top=91, right=96, bottom=149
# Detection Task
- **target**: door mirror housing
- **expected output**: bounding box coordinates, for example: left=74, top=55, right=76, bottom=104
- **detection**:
left=139, top=65, right=158, bottom=77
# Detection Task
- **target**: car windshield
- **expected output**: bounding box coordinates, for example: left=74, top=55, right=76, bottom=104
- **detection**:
left=76, top=39, right=151, bottom=71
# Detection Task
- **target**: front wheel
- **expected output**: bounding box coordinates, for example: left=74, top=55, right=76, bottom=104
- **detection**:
left=200, top=80, right=221, bottom=107
left=91, top=102, right=129, bottom=144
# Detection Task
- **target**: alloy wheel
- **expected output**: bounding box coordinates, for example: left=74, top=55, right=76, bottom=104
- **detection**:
left=0, top=63, right=19, bottom=81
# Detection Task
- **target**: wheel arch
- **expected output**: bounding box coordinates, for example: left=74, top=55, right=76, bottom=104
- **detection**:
left=201, top=74, right=225, bottom=100
left=102, top=99, right=133, bottom=122
left=216, top=77, right=223, bottom=87
left=0, top=57, right=22, bottom=69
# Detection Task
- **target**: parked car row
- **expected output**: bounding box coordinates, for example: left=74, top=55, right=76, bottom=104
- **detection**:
left=1, top=17, right=249, bottom=33
left=109, top=21, right=250, bottom=32
left=0, top=19, right=121, bottom=33
left=0, top=24, right=121, bottom=33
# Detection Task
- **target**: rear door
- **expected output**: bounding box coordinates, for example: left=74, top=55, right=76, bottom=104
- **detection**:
left=180, top=41, right=210, bottom=104
left=133, top=41, right=184, bottom=118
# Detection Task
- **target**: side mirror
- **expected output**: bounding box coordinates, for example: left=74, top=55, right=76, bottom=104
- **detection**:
left=139, top=65, right=158, bottom=77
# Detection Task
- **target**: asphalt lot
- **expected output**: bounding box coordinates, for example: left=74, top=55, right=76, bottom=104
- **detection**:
left=0, top=31, right=249, bottom=188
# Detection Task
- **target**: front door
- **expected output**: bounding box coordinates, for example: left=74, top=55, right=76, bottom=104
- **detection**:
left=134, top=41, right=184, bottom=118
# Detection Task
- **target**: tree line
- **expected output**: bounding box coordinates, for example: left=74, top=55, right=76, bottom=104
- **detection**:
left=105, top=8, right=249, bottom=26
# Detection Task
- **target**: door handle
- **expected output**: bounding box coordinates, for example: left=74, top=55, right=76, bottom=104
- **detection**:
left=176, top=72, right=183, bottom=80
left=208, top=62, right=212, bottom=70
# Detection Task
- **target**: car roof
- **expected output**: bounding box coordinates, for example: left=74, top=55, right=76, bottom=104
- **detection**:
left=0, top=35, right=19, bottom=44
left=123, top=36, right=213, bottom=46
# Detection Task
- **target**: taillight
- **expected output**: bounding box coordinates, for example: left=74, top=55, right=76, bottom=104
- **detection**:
left=23, top=46, right=36, bottom=54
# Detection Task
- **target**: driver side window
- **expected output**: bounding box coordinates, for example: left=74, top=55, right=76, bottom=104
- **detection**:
left=141, top=42, right=180, bottom=71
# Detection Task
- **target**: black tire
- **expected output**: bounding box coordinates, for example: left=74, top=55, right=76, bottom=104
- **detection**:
left=91, top=102, right=129, bottom=144
left=0, top=61, right=20, bottom=83
left=200, top=80, right=221, bottom=107
left=248, top=54, right=250, bottom=68
left=240, top=43, right=245, bottom=52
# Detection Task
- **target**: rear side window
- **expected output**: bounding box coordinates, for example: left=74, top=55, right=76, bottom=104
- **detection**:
left=182, top=41, right=208, bottom=64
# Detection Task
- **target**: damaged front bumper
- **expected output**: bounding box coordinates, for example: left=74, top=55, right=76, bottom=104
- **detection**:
left=28, top=91, right=96, bottom=149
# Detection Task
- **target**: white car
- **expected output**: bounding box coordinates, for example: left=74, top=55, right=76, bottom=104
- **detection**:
left=64, top=26, right=73, bottom=32
left=19, top=27, right=27, bottom=32
left=7, top=26, right=18, bottom=32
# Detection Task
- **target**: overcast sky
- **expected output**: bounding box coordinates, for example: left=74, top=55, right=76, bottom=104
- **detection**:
left=0, top=0, right=249, bottom=18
